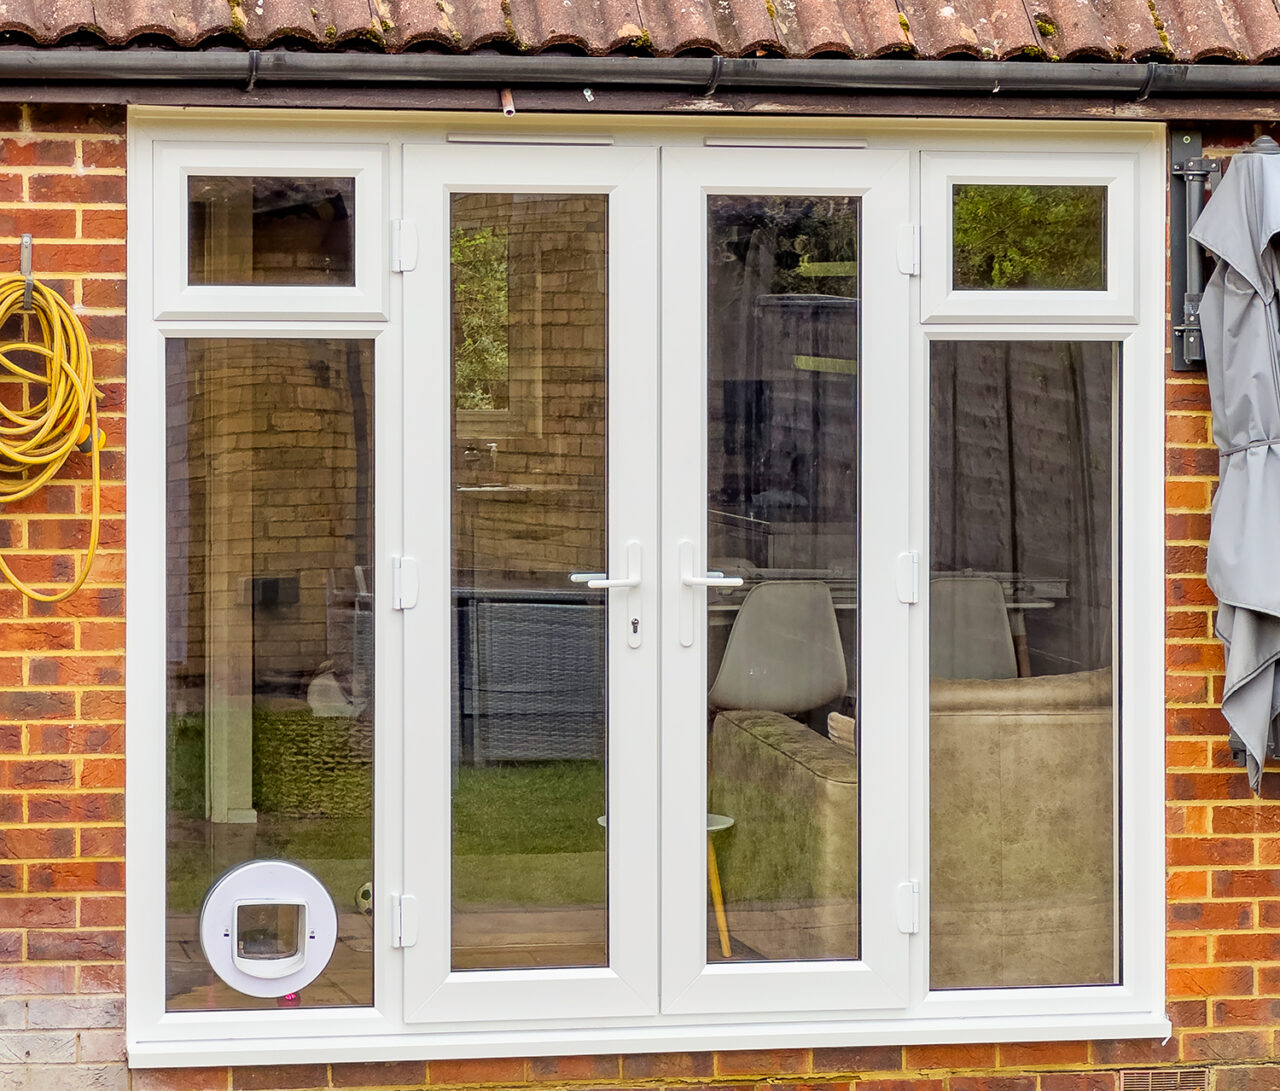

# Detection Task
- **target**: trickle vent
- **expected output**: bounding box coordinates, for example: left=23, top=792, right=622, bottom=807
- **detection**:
left=1119, top=1069, right=1209, bottom=1091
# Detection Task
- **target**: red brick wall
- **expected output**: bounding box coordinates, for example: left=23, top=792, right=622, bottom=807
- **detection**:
left=0, top=103, right=128, bottom=1083
left=4, top=108, right=1279, bottom=1091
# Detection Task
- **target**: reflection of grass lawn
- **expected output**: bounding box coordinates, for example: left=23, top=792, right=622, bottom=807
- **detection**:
left=167, top=703, right=604, bottom=911
left=167, top=815, right=373, bottom=914
left=453, top=761, right=605, bottom=906
left=167, top=709, right=374, bottom=914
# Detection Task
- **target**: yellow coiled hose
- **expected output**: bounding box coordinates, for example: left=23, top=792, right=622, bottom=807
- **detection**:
left=0, top=275, right=103, bottom=602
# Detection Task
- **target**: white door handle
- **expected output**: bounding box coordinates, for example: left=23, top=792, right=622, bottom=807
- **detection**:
left=681, top=570, right=742, bottom=589
left=569, top=541, right=642, bottom=648
left=569, top=571, right=641, bottom=590
left=678, top=540, right=743, bottom=647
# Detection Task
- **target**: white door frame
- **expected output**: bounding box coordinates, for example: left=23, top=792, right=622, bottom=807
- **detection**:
left=400, top=143, right=661, bottom=1024
left=658, top=147, right=915, bottom=1015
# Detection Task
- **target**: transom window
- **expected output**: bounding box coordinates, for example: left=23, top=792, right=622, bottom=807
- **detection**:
left=126, top=113, right=1168, bottom=1066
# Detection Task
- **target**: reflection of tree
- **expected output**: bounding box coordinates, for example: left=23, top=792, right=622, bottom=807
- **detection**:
left=707, top=196, right=859, bottom=542
left=953, top=185, right=1106, bottom=290
left=710, top=197, right=858, bottom=300
left=451, top=225, right=509, bottom=410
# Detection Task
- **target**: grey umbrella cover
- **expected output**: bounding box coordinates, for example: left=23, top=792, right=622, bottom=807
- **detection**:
left=1190, top=151, right=1280, bottom=792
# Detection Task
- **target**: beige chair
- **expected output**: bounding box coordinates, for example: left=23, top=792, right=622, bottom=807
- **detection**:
left=709, top=581, right=848, bottom=714
left=929, top=576, right=1018, bottom=681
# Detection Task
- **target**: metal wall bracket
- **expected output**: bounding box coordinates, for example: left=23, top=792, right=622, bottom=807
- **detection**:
left=18, top=234, right=33, bottom=312
left=1170, top=131, right=1220, bottom=372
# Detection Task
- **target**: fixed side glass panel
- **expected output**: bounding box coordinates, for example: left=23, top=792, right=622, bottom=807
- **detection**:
left=165, top=337, right=374, bottom=1010
left=705, top=196, right=860, bottom=963
left=188, top=177, right=356, bottom=286
left=449, top=193, right=609, bottom=971
left=929, top=339, right=1118, bottom=989
left=952, top=184, right=1107, bottom=291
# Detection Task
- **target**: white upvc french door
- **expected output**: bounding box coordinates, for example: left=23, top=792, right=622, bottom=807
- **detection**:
left=659, top=147, right=914, bottom=1014
left=400, top=143, right=661, bottom=1024
left=400, top=141, right=914, bottom=1026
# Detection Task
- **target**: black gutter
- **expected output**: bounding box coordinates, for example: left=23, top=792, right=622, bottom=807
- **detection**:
left=2, top=50, right=1280, bottom=96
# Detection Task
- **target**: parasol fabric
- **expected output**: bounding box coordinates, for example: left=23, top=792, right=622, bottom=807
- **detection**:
left=1190, top=147, right=1280, bottom=792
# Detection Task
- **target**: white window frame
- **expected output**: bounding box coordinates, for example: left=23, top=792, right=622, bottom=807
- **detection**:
left=920, top=151, right=1138, bottom=324
left=906, top=324, right=1166, bottom=1027
left=126, top=111, right=1169, bottom=1068
left=152, top=140, right=388, bottom=321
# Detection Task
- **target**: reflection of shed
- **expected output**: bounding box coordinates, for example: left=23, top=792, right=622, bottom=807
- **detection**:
left=750, top=294, right=858, bottom=379
left=714, top=293, right=859, bottom=570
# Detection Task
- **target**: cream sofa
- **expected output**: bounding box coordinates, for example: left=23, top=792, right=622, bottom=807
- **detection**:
left=709, top=668, right=1115, bottom=985
left=710, top=708, right=860, bottom=961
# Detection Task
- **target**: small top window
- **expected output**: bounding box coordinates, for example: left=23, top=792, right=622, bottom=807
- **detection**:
left=187, top=176, right=356, bottom=287
left=921, top=151, right=1138, bottom=323
left=151, top=141, right=386, bottom=320
left=951, top=183, right=1107, bottom=292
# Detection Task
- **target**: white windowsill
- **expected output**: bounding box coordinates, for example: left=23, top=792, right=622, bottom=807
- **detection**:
left=128, top=1011, right=1172, bottom=1068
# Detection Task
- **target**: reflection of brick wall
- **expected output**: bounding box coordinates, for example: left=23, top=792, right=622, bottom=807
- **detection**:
left=452, top=194, right=607, bottom=584
left=167, top=339, right=373, bottom=692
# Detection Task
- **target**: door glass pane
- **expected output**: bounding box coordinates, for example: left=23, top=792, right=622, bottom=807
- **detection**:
left=705, top=196, right=860, bottom=963
left=952, top=184, right=1107, bottom=291
left=929, top=340, right=1118, bottom=989
left=188, top=176, right=356, bottom=286
left=450, top=193, right=609, bottom=971
left=165, top=338, right=374, bottom=1010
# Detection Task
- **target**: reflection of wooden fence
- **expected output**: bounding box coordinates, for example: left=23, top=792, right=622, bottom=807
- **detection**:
left=455, top=593, right=606, bottom=764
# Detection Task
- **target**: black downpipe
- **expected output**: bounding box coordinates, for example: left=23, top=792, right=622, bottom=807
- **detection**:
left=3, top=51, right=1280, bottom=97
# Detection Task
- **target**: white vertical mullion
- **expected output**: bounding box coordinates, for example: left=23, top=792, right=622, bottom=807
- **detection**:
left=657, top=147, right=709, bottom=1010
left=399, top=142, right=455, bottom=1009
left=1120, top=130, right=1169, bottom=1018
left=375, top=136, right=408, bottom=1019
left=124, top=127, right=168, bottom=1033
left=605, top=149, right=662, bottom=1010
left=856, top=151, right=916, bottom=997
left=905, top=148, right=932, bottom=1012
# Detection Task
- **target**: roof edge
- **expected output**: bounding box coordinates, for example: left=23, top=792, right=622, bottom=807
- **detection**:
left=0, top=50, right=1279, bottom=97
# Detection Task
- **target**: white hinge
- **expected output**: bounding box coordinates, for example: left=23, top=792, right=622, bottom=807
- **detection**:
left=897, top=223, right=920, bottom=276
left=391, top=219, right=419, bottom=273
left=392, top=556, right=419, bottom=610
left=391, top=893, right=420, bottom=949
left=894, top=550, right=920, bottom=604
left=895, top=879, right=920, bottom=934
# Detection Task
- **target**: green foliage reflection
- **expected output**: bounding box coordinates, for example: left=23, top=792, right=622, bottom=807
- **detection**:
left=451, top=224, right=510, bottom=410
left=952, top=184, right=1106, bottom=291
